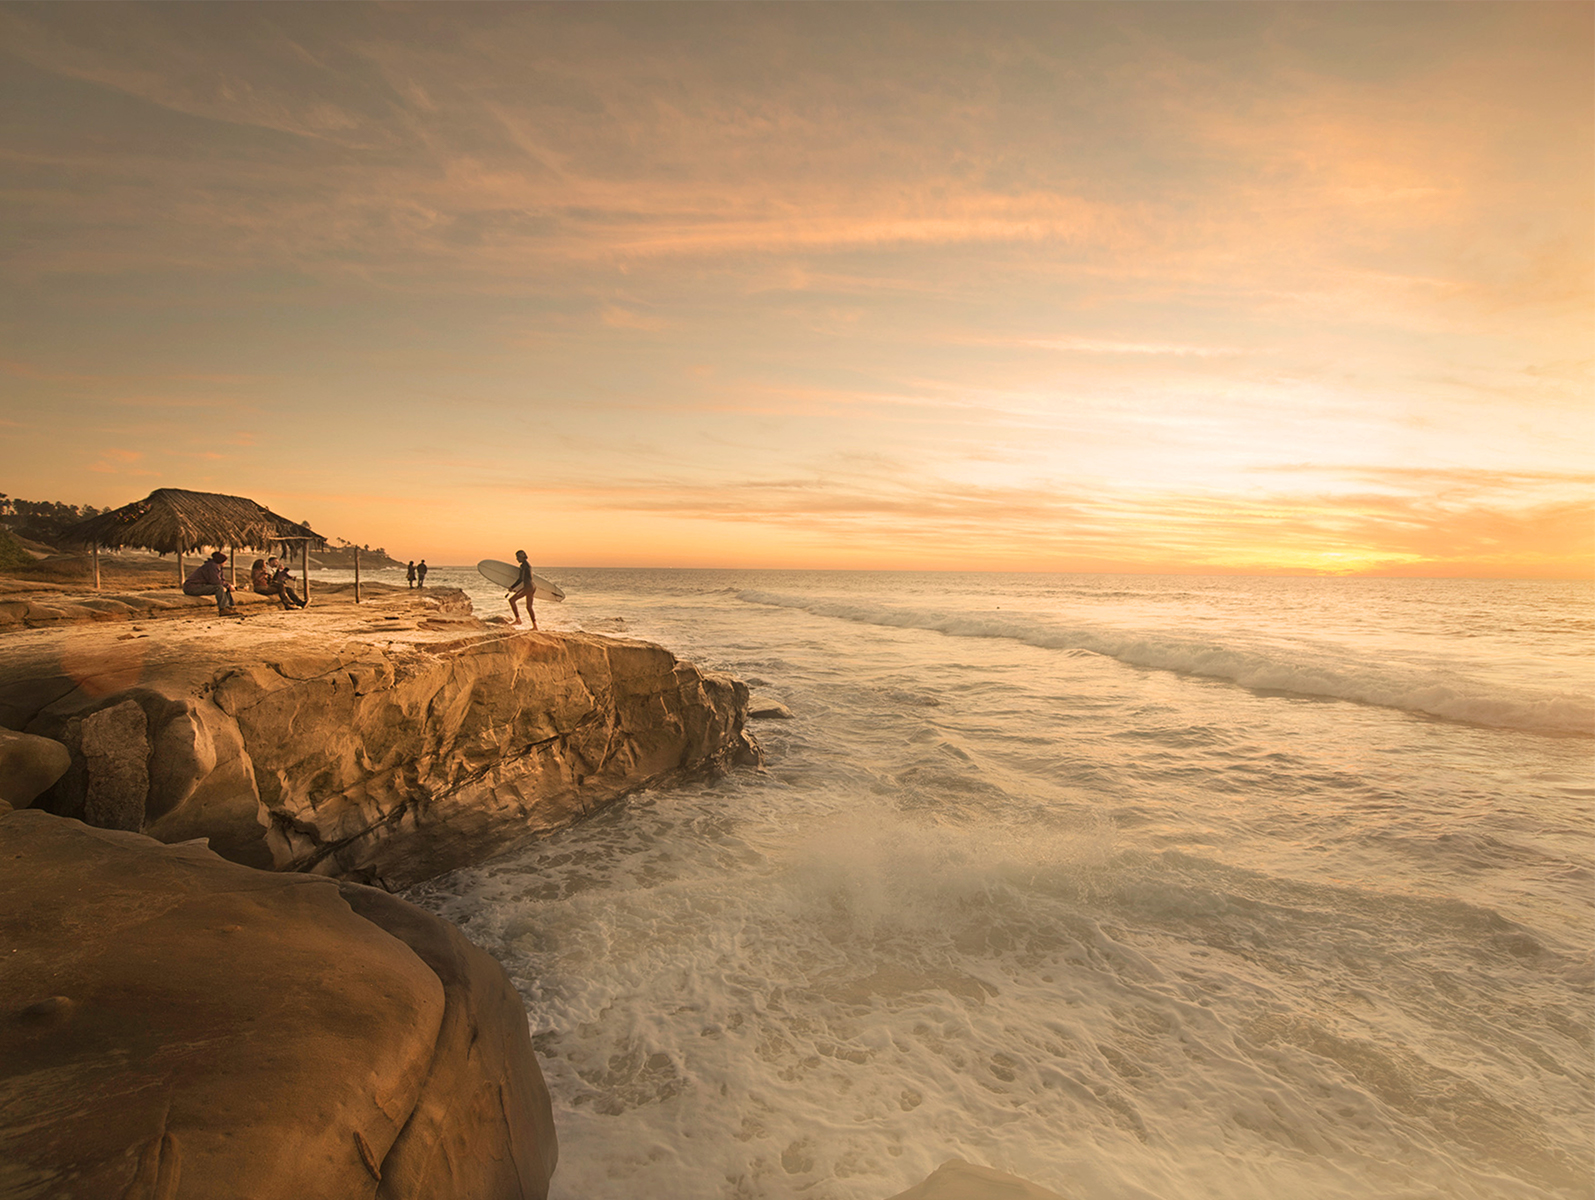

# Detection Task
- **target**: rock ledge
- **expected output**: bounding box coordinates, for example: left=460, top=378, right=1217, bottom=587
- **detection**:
left=0, top=587, right=760, bottom=888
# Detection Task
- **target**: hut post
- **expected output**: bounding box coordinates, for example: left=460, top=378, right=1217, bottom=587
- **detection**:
left=177, top=550, right=184, bottom=587
left=354, top=545, right=361, bottom=604
left=301, top=541, right=310, bottom=600
left=229, top=545, right=237, bottom=589
left=92, top=544, right=100, bottom=592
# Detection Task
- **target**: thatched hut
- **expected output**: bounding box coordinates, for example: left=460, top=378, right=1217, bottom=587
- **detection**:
left=63, top=488, right=327, bottom=591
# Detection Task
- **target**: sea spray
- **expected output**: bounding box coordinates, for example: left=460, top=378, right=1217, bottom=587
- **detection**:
left=403, top=569, right=1593, bottom=1200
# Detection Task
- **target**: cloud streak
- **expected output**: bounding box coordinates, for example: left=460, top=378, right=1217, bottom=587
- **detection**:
left=486, top=460, right=1593, bottom=575
left=0, top=3, right=1588, bottom=572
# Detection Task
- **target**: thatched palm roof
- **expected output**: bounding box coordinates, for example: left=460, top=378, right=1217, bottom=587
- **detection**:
left=62, top=488, right=327, bottom=554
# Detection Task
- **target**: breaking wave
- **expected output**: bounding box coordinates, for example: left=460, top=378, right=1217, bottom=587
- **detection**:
left=738, top=590, right=1593, bottom=736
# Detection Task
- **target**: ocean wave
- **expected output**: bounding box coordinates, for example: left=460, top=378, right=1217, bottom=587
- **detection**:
left=738, top=591, right=1594, bottom=736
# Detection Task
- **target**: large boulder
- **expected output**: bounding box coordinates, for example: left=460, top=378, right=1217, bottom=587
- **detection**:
left=0, top=809, right=557, bottom=1199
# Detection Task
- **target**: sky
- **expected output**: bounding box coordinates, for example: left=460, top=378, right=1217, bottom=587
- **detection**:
left=1, top=1, right=1590, bottom=575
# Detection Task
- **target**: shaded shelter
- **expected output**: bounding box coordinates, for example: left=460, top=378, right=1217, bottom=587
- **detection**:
left=63, top=488, right=326, bottom=592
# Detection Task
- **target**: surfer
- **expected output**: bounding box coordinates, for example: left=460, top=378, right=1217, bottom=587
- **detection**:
left=508, top=550, right=537, bottom=629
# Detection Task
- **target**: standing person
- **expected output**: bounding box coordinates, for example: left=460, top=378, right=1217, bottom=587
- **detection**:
left=406, top=561, right=416, bottom=589
left=266, top=556, right=307, bottom=608
left=507, top=549, right=537, bottom=629
left=183, top=550, right=239, bottom=616
left=416, top=560, right=428, bottom=588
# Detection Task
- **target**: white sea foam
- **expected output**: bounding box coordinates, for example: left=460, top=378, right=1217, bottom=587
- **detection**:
left=737, top=590, right=1595, bottom=736
left=406, top=571, right=1595, bottom=1200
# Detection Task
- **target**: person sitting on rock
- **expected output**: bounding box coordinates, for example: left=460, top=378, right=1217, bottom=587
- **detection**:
left=183, top=550, right=240, bottom=616
left=251, top=557, right=297, bottom=611
left=508, top=549, right=538, bottom=629
left=266, top=556, right=307, bottom=608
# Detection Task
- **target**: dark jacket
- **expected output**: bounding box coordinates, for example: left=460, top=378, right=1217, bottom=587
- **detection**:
left=183, top=560, right=226, bottom=594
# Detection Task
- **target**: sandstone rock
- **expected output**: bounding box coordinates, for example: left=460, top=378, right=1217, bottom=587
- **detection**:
left=0, top=727, right=71, bottom=809
left=750, top=701, right=794, bottom=720
left=0, top=809, right=557, bottom=1200
left=336, top=884, right=558, bottom=1197
left=2, top=597, right=759, bottom=889
left=79, top=698, right=149, bottom=831
left=885, top=1159, right=1070, bottom=1200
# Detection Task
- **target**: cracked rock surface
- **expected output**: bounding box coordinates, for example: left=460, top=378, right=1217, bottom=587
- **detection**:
left=0, top=588, right=760, bottom=889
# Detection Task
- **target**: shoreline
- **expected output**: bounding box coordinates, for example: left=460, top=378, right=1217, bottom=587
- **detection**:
left=0, top=572, right=760, bottom=1199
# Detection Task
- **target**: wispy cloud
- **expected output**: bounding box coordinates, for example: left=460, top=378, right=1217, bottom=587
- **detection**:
left=2, top=4, right=1587, bottom=571
left=484, top=464, right=1593, bottom=575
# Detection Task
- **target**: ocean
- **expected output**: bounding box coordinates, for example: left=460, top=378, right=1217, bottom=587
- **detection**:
left=373, top=567, right=1593, bottom=1200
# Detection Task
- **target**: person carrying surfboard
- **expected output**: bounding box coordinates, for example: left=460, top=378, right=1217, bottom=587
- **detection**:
left=508, top=549, right=538, bottom=628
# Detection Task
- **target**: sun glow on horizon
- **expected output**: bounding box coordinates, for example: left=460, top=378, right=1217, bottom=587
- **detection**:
left=0, top=2, right=1589, bottom=577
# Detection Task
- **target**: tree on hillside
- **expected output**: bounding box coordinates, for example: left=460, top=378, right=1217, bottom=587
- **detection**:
left=0, top=494, right=101, bottom=545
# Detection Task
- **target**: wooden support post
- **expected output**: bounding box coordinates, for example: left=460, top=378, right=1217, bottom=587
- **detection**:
left=177, top=550, right=184, bottom=587
left=301, top=541, right=310, bottom=600
left=354, top=546, right=361, bottom=604
left=229, top=546, right=237, bottom=589
left=92, top=545, right=100, bottom=592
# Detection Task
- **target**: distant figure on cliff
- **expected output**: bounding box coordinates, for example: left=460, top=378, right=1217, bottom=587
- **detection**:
left=265, top=556, right=307, bottom=609
left=183, top=550, right=239, bottom=616
left=508, top=549, right=537, bottom=629
left=416, top=560, right=428, bottom=587
left=406, top=561, right=417, bottom=588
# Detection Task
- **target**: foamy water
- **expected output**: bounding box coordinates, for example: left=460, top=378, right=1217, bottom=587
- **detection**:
left=381, top=568, right=1593, bottom=1200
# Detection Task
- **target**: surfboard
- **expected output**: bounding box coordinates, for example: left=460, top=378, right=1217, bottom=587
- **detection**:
left=477, top=559, right=565, bottom=601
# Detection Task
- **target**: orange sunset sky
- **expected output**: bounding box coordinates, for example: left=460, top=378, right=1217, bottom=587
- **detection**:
left=1, top=2, right=1590, bottom=575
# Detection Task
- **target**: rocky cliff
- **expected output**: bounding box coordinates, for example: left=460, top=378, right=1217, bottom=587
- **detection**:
left=0, top=587, right=760, bottom=888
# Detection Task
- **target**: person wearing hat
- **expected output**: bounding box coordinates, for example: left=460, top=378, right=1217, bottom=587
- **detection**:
left=182, top=549, right=240, bottom=616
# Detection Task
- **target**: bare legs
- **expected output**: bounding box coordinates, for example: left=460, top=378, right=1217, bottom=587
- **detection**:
left=508, top=587, right=537, bottom=629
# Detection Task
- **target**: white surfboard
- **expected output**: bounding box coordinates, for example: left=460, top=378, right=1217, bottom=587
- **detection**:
left=477, top=559, right=566, bottom=601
